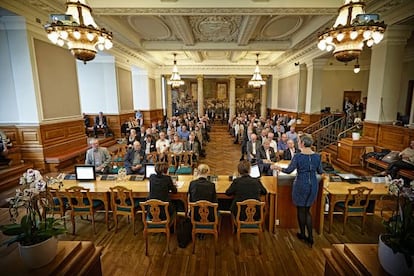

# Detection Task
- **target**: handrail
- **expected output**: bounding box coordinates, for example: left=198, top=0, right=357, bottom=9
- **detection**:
left=337, top=124, right=362, bottom=141
left=303, top=114, right=335, bottom=134
left=311, top=116, right=346, bottom=152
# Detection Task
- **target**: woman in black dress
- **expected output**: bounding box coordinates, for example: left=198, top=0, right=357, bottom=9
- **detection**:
left=148, top=162, right=177, bottom=217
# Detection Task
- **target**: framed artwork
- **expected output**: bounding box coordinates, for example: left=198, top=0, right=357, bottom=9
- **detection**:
left=217, top=82, right=227, bottom=100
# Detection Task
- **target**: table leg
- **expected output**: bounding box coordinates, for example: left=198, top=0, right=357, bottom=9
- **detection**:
left=328, top=194, right=334, bottom=233
left=269, top=194, right=275, bottom=233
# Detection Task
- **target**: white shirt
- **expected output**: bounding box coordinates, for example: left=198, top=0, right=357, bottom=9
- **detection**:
left=156, top=139, right=170, bottom=153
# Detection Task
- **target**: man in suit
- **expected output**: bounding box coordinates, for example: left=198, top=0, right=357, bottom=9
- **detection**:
left=283, top=139, right=300, bottom=160
left=94, top=111, right=109, bottom=138
left=124, top=141, right=145, bottom=175
left=184, top=132, right=200, bottom=163
left=142, top=134, right=156, bottom=155
left=246, top=133, right=261, bottom=164
left=85, top=138, right=111, bottom=174
left=258, top=139, right=278, bottom=175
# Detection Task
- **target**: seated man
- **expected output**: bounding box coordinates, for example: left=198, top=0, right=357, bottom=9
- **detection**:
left=178, top=125, right=190, bottom=141
left=0, top=130, right=11, bottom=166
left=277, top=133, right=289, bottom=156
left=258, top=139, right=278, bottom=175
left=94, top=112, right=109, bottom=138
left=246, top=133, right=261, bottom=164
left=156, top=131, right=170, bottom=161
left=184, top=132, right=200, bottom=163
left=283, top=139, right=300, bottom=160
left=286, top=126, right=298, bottom=145
left=124, top=141, right=145, bottom=175
left=135, top=110, right=143, bottom=126
left=85, top=138, right=111, bottom=174
left=380, top=140, right=414, bottom=178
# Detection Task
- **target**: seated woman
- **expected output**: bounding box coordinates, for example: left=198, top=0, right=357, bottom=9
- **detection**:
left=148, top=162, right=177, bottom=217
left=225, top=160, right=267, bottom=218
left=188, top=164, right=217, bottom=221
left=170, top=134, right=183, bottom=166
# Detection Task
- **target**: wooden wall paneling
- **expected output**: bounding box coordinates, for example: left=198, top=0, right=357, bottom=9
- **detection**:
left=0, top=126, right=20, bottom=144
left=142, top=109, right=164, bottom=127
left=15, top=126, right=45, bottom=171
left=377, top=124, right=414, bottom=151
left=362, top=122, right=379, bottom=142
left=337, top=138, right=374, bottom=168
left=106, top=115, right=121, bottom=138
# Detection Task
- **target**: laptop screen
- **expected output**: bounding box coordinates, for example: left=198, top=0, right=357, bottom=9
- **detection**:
left=145, top=164, right=156, bottom=178
left=75, top=165, right=96, bottom=181
left=250, top=164, right=261, bottom=178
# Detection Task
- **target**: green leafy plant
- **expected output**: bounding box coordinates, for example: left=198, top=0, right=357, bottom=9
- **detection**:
left=0, top=170, right=66, bottom=246
left=382, top=178, right=414, bottom=267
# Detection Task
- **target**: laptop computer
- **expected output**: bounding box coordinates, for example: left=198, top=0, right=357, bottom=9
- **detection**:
left=75, top=165, right=96, bottom=181
left=250, top=164, right=261, bottom=178
left=130, top=175, right=145, bottom=181
left=337, top=173, right=361, bottom=184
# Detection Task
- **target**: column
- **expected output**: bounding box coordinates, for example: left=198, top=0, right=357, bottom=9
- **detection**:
left=260, top=77, right=267, bottom=118
left=297, top=64, right=307, bottom=113
left=305, top=58, right=327, bottom=114
left=229, top=76, right=236, bottom=119
left=366, top=26, right=412, bottom=123
left=166, top=76, right=172, bottom=118
left=197, top=75, right=204, bottom=116
left=270, top=75, right=279, bottom=110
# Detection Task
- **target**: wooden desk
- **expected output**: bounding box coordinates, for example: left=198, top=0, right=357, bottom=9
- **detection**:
left=0, top=241, right=103, bottom=275
left=323, top=244, right=386, bottom=275
left=324, top=181, right=389, bottom=233
left=52, top=175, right=277, bottom=232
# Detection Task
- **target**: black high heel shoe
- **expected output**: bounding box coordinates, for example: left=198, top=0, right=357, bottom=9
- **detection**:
left=306, top=237, right=314, bottom=248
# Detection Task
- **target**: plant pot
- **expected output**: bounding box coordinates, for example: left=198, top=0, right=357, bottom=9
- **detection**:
left=19, top=237, right=58, bottom=269
left=378, top=234, right=414, bottom=276
left=352, top=132, right=360, bottom=140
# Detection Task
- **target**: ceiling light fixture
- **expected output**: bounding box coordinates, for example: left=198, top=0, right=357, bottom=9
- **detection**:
left=167, top=53, right=185, bottom=88
left=353, top=58, right=361, bottom=73
left=44, top=0, right=113, bottom=64
left=248, top=53, right=266, bottom=88
left=317, top=0, right=386, bottom=63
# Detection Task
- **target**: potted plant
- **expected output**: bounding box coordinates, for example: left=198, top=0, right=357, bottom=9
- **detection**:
left=352, top=117, right=363, bottom=140
left=379, top=178, right=414, bottom=276
left=0, top=169, right=66, bottom=268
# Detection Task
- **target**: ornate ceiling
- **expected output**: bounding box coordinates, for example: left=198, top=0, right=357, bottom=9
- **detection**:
left=3, top=0, right=413, bottom=70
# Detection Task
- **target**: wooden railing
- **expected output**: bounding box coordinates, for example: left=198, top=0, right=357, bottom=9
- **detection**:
left=303, top=115, right=336, bottom=134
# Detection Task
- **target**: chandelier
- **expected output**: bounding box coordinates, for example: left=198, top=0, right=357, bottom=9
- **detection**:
left=44, top=0, right=113, bottom=64
left=248, top=53, right=266, bottom=88
left=317, top=0, right=386, bottom=63
left=167, top=53, right=185, bottom=88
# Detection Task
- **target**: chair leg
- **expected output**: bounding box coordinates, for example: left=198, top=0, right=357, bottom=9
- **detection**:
left=236, top=230, right=241, bottom=255
left=71, top=213, right=76, bottom=235
left=258, top=231, right=262, bottom=255
left=192, top=231, right=196, bottom=254
left=92, top=212, right=96, bottom=234
left=166, top=229, right=170, bottom=254
left=144, top=231, right=148, bottom=256
left=214, top=233, right=218, bottom=255
left=113, top=212, right=118, bottom=233
left=361, top=214, right=366, bottom=234
left=342, top=214, right=347, bottom=235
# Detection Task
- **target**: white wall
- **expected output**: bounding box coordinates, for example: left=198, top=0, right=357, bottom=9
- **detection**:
left=0, top=16, right=39, bottom=124
left=77, top=55, right=119, bottom=114
left=132, top=66, right=150, bottom=110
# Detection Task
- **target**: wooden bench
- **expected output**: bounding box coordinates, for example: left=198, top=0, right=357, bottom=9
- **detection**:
left=365, top=157, right=414, bottom=180
left=45, top=146, right=88, bottom=172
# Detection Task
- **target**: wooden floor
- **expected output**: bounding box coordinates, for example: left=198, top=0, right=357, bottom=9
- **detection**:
left=0, top=123, right=386, bottom=275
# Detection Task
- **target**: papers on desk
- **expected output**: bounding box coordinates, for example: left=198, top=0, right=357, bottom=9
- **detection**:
left=175, top=181, right=184, bottom=189
left=276, top=162, right=296, bottom=175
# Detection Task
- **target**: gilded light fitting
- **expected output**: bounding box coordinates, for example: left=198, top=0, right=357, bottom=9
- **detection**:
left=248, top=53, right=266, bottom=88
left=317, top=0, right=386, bottom=63
left=44, top=0, right=113, bottom=64
left=167, top=53, right=185, bottom=88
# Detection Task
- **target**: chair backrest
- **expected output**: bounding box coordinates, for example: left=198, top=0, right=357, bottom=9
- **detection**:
left=110, top=186, right=134, bottom=211
left=140, top=199, right=170, bottom=227
left=189, top=200, right=219, bottom=225
left=65, top=186, right=92, bottom=211
left=320, top=151, right=332, bottom=164
left=345, top=186, right=373, bottom=212
left=146, top=152, right=158, bottom=164
left=235, top=199, right=265, bottom=230
left=181, top=151, right=193, bottom=167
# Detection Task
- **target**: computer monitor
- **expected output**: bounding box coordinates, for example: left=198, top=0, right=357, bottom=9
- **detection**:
left=250, top=164, right=261, bottom=178
left=145, top=164, right=156, bottom=178
left=75, top=165, right=96, bottom=181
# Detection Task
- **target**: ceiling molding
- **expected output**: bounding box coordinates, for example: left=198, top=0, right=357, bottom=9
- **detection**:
left=93, top=7, right=338, bottom=16
left=167, top=16, right=195, bottom=45
left=185, top=51, right=203, bottom=63
left=238, top=15, right=261, bottom=45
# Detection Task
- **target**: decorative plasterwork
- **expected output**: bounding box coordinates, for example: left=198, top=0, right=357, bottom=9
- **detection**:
left=189, top=16, right=241, bottom=42
left=127, top=15, right=171, bottom=40
left=93, top=8, right=337, bottom=16
left=238, top=15, right=261, bottom=45
left=168, top=16, right=195, bottom=45
left=260, top=15, right=303, bottom=39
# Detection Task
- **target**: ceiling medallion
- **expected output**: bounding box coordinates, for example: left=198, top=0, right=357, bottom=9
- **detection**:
left=190, top=15, right=240, bottom=42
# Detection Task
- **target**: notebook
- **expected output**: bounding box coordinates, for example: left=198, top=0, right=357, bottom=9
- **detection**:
left=100, top=175, right=117, bottom=181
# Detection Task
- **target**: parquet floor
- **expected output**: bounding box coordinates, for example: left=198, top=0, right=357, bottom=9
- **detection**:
left=0, top=124, right=387, bottom=276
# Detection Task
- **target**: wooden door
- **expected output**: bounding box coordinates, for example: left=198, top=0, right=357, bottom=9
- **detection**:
left=343, top=91, right=361, bottom=106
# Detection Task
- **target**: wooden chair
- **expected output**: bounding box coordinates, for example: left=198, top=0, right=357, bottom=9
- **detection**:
left=145, top=152, right=158, bottom=164
left=46, top=188, right=70, bottom=226
left=110, top=186, right=142, bottom=234
left=320, top=151, right=332, bottom=164
left=65, top=186, right=105, bottom=235
left=335, top=186, right=373, bottom=234
left=139, top=199, right=175, bottom=256
left=175, top=151, right=193, bottom=175
left=189, top=200, right=219, bottom=254
left=166, top=152, right=181, bottom=174
left=232, top=199, right=265, bottom=254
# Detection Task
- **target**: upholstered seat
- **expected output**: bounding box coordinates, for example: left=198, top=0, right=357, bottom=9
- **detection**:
left=110, top=186, right=142, bottom=234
